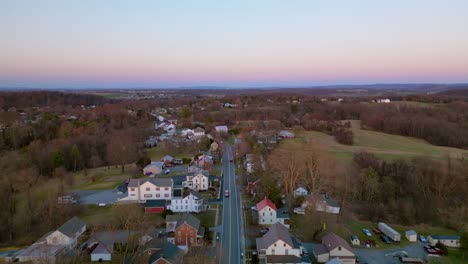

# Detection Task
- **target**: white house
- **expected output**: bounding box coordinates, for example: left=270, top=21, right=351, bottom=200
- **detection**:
left=256, top=223, right=305, bottom=264
left=192, top=127, right=206, bottom=138
left=376, top=98, right=391, bottom=103
left=45, top=217, right=87, bottom=248
left=124, top=178, right=173, bottom=201
left=143, top=162, right=164, bottom=176
left=215, top=125, right=228, bottom=134
left=184, top=171, right=209, bottom=191
left=428, top=235, right=461, bottom=248
left=257, top=198, right=278, bottom=226
left=313, top=233, right=356, bottom=264
left=293, top=186, right=308, bottom=198
left=91, top=243, right=112, bottom=262
left=167, top=190, right=207, bottom=213
left=302, top=194, right=341, bottom=214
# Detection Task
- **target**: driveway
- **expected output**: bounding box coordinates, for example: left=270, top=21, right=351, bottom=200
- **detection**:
left=303, top=242, right=428, bottom=264
left=79, top=189, right=127, bottom=205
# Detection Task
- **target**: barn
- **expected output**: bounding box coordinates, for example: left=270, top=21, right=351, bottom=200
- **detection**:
left=144, top=200, right=166, bottom=213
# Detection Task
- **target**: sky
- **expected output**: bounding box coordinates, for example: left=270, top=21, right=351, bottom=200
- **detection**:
left=1, top=0, right=468, bottom=89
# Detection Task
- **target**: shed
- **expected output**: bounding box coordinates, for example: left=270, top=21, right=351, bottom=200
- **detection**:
left=91, top=243, right=112, bottom=262
left=428, top=235, right=461, bottom=248
left=350, top=235, right=360, bottom=246
left=405, top=230, right=417, bottom=242
left=144, top=200, right=166, bottom=214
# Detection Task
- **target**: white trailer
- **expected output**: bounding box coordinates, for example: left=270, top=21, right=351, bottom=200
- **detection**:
left=378, top=222, right=401, bottom=242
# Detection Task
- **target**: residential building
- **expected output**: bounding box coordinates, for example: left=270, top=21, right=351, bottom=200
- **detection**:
left=45, top=217, right=86, bottom=248
left=187, top=164, right=204, bottom=173
left=428, top=235, right=461, bottom=248
left=167, top=190, right=207, bottom=213
left=146, top=239, right=185, bottom=264
left=256, top=223, right=307, bottom=264
left=278, top=130, right=295, bottom=139
left=194, top=154, right=213, bottom=170
left=124, top=178, right=173, bottom=201
left=91, top=243, right=111, bottom=262
left=184, top=171, right=209, bottom=191
left=215, top=125, right=228, bottom=134
left=144, top=162, right=164, bottom=175
left=256, top=198, right=290, bottom=228
left=302, top=194, right=341, bottom=214
left=313, top=233, right=356, bottom=264
left=166, top=214, right=205, bottom=251
left=293, top=186, right=308, bottom=198
left=192, top=127, right=205, bottom=138
left=161, top=155, right=174, bottom=165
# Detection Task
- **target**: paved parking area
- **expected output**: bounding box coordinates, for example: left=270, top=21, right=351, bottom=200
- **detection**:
left=79, top=190, right=126, bottom=205
left=302, top=242, right=429, bottom=264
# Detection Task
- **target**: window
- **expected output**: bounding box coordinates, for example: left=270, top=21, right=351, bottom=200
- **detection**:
left=178, top=237, right=181, bottom=243
left=285, top=249, right=288, bottom=255
left=274, top=243, right=276, bottom=247
left=270, top=212, right=272, bottom=216
left=144, top=194, right=152, bottom=198
left=263, top=212, right=265, bottom=216
left=190, top=231, right=193, bottom=235
left=178, top=231, right=181, bottom=235
left=130, top=188, right=135, bottom=191
left=156, top=187, right=160, bottom=191
left=146, top=187, right=150, bottom=191
left=165, top=187, right=169, bottom=191
left=271, top=249, right=275, bottom=255
left=156, top=194, right=160, bottom=197
left=130, top=194, right=135, bottom=196
left=164, top=194, right=169, bottom=197
left=190, top=237, right=194, bottom=244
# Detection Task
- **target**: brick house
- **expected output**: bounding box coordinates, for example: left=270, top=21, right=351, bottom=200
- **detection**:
left=166, top=214, right=205, bottom=251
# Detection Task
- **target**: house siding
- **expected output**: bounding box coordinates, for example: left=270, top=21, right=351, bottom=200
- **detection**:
left=174, top=223, right=198, bottom=246
left=258, top=206, right=277, bottom=225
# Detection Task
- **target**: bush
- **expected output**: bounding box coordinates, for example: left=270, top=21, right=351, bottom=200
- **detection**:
left=436, top=242, right=448, bottom=255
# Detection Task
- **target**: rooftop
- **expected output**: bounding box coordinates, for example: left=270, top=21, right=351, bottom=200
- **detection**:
left=57, top=216, right=86, bottom=238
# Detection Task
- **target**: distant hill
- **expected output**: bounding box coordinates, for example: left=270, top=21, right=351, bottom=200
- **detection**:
left=437, top=87, right=468, bottom=97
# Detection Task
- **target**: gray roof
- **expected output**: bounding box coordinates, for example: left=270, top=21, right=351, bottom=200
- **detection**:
left=187, top=171, right=209, bottom=177
left=166, top=214, right=201, bottom=231
left=185, top=190, right=201, bottom=199
left=162, top=155, right=174, bottom=161
left=57, top=217, right=86, bottom=238
left=256, top=223, right=295, bottom=250
left=429, top=235, right=460, bottom=240
left=147, top=240, right=184, bottom=264
left=322, top=233, right=353, bottom=253
left=193, top=127, right=205, bottom=133
left=313, top=244, right=328, bottom=255
left=92, top=243, right=112, bottom=255
left=128, top=178, right=173, bottom=188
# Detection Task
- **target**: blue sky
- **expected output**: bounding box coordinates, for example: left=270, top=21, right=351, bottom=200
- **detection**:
left=1, top=0, right=468, bottom=88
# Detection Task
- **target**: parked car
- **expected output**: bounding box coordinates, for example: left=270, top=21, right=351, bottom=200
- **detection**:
left=362, top=229, right=372, bottom=237
left=224, top=189, right=229, bottom=197
left=251, top=206, right=257, bottom=211
left=419, top=235, right=427, bottom=243
left=372, top=228, right=383, bottom=235
left=380, top=235, right=391, bottom=244
left=293, top=207, right=305, bottom=215
left=164, top=169, right=170, bottom=175
left=260, top=227, right=269, bottom=234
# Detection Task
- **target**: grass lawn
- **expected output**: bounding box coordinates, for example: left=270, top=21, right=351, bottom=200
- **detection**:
left=80, top=204, right=115, bottom=226
left=71, top=165, right=136, bottom=191
left=348, top=219, right=459, bottom=250
left=292, top=120, right=468, bottom=163
left=196, top=210, right=217, bottom=228
left=144, top=147, right=193, bottom=162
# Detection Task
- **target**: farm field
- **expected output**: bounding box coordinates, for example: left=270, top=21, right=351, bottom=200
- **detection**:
left=291, top=120, right=468, bottom=163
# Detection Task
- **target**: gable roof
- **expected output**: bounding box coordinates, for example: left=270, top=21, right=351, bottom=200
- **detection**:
left=166, top=214, right=200, bottom=231
left=187, top=171, right=209, bottom=178
left=92, top=243, right=112, bottom=255
left=256, top=198, right=277, bottom=212
left=256, top=223, right=295, bottom=250
left=162, top=155, right=174, bottom=161
left=322, top=232, right=353, bottom=253
left=184, top=190, right=201, bottom=199
left=147, top=240, right=184, bottom=264
left=128, top=178, right=173, bottom=188
left=144, top=162, right=164, bottom=169
left=57, top=217, right=86, bottom=238
left=429, top=235, right=460, bottom=240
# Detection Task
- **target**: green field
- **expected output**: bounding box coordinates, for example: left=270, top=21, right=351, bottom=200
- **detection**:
left=145, top=147, right=193, bottom=162
left=71, top=165, right=137, bottom=191
left=294, top=120, right=468, bottom=163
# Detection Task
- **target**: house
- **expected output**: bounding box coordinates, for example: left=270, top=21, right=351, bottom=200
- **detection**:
left=145, top=136, right=158, bottom=148
left=184, top=171, right=209, bottom=191
left=376, top=98, right=391, bottom=103
left=45, top=217, right=87, bottom=247
left=166, top=214, right=205, bottom=251
left=90, top=243, right=111, bottom=262
left=256, top=223, right=307, bottom=264
left=124, top=178, right=173, bottom=201
left=146, top=239, right=185, bottom=264
left=257, top=198, right=278, bottom=226
left=427, top=235, right=461, bottom=248
left=313, top=233, right=356, bottom=264
left=144, top=162, right=164, bottom=176
left=14, top=217, right=86, bottom=263
left=256, top=198, right=290, bottom=228
left=278, top=130, right=295, bottom=139
left=144, top=200, right=167, bottom=214
left=161, top=155, right=174, bottom=165
left=302, top=194, right=341, bottom=214
left=167, top=190, right=207, bottom=213
left=194, top=154, right=213, bottom=170
left=192, top=127, right=205, bottom=138
left=187, top=164, right=204, bottom=173
left=350, top=235, right=360, bottom=246
left=215, top=125, right=228, bottom=134
left=223, top=103, right=238, bottom=108
left=293, top=186, right=308, bottom=198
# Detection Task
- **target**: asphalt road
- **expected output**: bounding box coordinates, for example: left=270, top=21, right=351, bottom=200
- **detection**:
left=219, top=144, right=243, bottom=264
